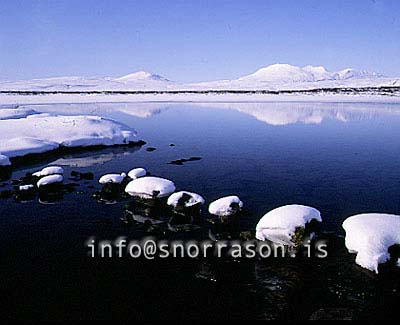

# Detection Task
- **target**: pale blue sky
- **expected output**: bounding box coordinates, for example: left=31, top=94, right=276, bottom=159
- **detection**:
left=0, top=0, right=399, bottom=82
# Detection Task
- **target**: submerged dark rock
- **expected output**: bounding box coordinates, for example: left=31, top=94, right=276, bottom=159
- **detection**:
left=146, top=147, right=157, bottom=152
left=168, top=156, right=203, bottom=165
left=70, top=171, right=94, bottom=181
left=0, top=166, right=12, bottom=181
left=0, top=189, right=13, bottom=199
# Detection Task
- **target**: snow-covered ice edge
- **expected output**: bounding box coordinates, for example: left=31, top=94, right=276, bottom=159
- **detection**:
left=0, top=112, right=138, bottom=169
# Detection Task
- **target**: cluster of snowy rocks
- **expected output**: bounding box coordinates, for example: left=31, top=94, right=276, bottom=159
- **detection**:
left=3, top=158, right=399, bottom=274
left=95, top=168, right=400, bottom=273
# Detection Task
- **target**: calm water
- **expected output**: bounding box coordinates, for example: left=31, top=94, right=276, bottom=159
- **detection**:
left=1, top=101, right=400, bottom=320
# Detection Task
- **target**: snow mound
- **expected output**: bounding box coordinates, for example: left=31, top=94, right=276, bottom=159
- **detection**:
left=167, top=191, right=205, bottom=208
left=99, top=173, right=127, bottom=184
left=0, top=114, right=136, bottom=159
left=208, top=196, right=243, bottom=216
left=37, top=174, right=63, bottom=187
left=33, top=166, right=64, bottom=177
left=19, top=184, right=34, bottom=191
left=125, top=176, right=176, bottom=199
left=127, top=167, right=147, bottom=179
left=342, top=213, right=400, bottom=273
left=240, top=64, right=314, bottom=83
left=255, top=204, right=322, bottom=246
left=0, top=154, right=11, bottom=166
left=0, top=107, right=38, bottom=120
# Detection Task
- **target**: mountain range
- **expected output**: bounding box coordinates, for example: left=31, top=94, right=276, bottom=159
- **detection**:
left=1, top=64, right=399, bottom=92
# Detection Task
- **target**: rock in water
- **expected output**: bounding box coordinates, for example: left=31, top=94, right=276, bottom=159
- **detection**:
left=167, top=191, right=205, bottom=210
left=33, top=166, right=64, bottom=177
left=37, top=174, right=64, bottom=188
left=255, top=204, right=322, bottom=247
left=127, top=168, right=147, bottom=180
left=125, top=176, right=176, bottom=199
left=342, top=213, right=400, bottom=273
left=99, top=173, right=127, bottom=184
left=208, top=196, right=243, bottom=217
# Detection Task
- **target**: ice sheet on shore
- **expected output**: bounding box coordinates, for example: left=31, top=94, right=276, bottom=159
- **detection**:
left=255, top=204, right=322, bottom=246
left=0, top=113, right=136, bottom=162
left=342, top=213, right=400, bottom=273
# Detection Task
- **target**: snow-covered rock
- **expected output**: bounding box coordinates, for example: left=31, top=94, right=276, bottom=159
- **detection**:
left=125, top=176, right=176, bottom=199
left=19, top=184, right=34, bottom=191
left=208, top=196, right=243, bottom=217
left=342, top=213, right=400, bottom=273
left=255, top=204, right=322, bottom=246
left=0, top=114, right=136, bottom=159
left=99, top=172, right=127, bottom=184
left=32, top=166, right=64, bottom=177
left=37, top=174, right=64, bottom=187
left=127, top=167, right=147, bottom=179
left=167, top=191, right=205, bottom=208
left=0, top=154, right=11, bottom=166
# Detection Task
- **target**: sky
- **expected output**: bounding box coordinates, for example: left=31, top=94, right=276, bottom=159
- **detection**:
left=0, top=0, right=400, bottom=82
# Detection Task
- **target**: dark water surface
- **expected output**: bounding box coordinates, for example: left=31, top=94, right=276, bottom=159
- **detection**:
left=1, top=101, right=400, bottom=320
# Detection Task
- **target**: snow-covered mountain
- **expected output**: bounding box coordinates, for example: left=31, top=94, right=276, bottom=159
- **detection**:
left=190, top=64, right=395, bottom=90
left=0, top=64, right=398, bottom=92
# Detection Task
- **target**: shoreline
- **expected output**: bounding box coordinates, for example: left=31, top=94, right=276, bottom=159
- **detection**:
left=2, top=92, right=400, bottom=106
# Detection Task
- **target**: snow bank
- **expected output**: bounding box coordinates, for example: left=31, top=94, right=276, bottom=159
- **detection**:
left=208, top=196, right=243, bottom=216
left=342, top=213, right=400, bottom=273
left=99, top=173, right=127, bottom=184
left=0, top=154, right=11, bottom=166
left=37, top=174, right=64, bottom=187
left=0, top=114, right=136, bottom=160
left=255, top=204, right=322, bottom=246
left=0, top=107, right=38, bottom=120
left=128, top=167, right=147, bottom=179
left=33, top=166, right=64, bottom=177
left=167, top=191, right=205, bottom=208
left=125, top=176, right=176, bottom=199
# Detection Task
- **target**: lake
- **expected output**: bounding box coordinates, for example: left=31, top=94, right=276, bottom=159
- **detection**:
left=1, top=101, right=400, bottom=320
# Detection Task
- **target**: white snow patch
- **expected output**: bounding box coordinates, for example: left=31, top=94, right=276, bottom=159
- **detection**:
left=0, top=107, right=38, bottom=120
left=0, top=114, right=136, bottom=159
left=37, top=174, right=63, bottom=187
left=167, top=191, right=205, bottom=208
left=125, top=176, right=176, bottom=199
left=208, top=196, right=243, bottom=216
left=33, top=166, right=64, bottom=177
left=127, top=167, right=147, bottom=179
left=342, top=213, right=400, bottom=273
left=99, top=173, right=127, bottom=184
left=19, top=184, right=34, bottom=191
left=0, top=154, right=11, bottom=166
left=255, top=204, right=322, bottom=246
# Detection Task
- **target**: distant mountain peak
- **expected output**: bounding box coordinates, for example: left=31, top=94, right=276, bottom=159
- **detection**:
left=237, top=64, right=382, bottom=83
left=116, top=71, right=170, bottom=82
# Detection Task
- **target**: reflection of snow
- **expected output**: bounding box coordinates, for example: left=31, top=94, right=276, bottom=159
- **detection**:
left=51, top=148, right=140, bottom=168
left=192, top=102, right=400, bottom=126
